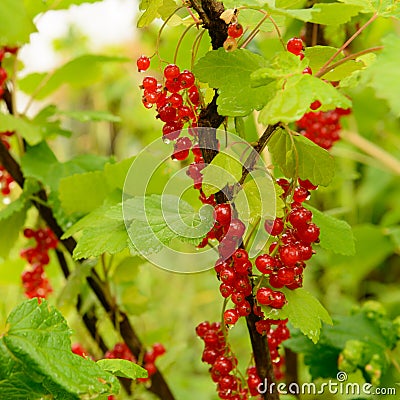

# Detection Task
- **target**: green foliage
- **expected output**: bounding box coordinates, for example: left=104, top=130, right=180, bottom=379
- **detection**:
left=0, top=0, right=36, bottom=46
left=286, top=301, right=400, bottom=382
left=97, top=359, right=148, bottom=379
left=265, top=288, right=333, bottom=343
left=305, top=205, right=355, bottom=255
left=201, top=152, right=243, bottom=196
left=19, top=55, right=130, bottom=100
left=368, top=34, right=400, bottom=116
left=137, top=0, right=178, bottom=27
left=268, top=128, right=335, bottom=186
left=193, top=48, right=272, bottom=116
left=0, top=299, right=120, bottom=398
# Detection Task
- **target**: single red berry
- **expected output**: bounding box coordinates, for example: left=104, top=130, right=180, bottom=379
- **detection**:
left=277, top=267, right=295, bottom=286
left=164, top=64, right=180, bottom=80
left=196, top=321, right=211, bottom=338
left=288, top=206, right=312, bottom=228
left=188, top=85, right=200, bottom=105
left=286, top=37, right=304, bottom=55
left=178, top=70, right=195, bottom=89
left=136, top=55, right=150, bottom=72
left=236, top=300, right=251, bottom=316
left=255, top=254, right=276, bottom=275
left=256, top=287, right=274, bottom=305
left=152, top=342, right=166, bottom=357
left=270, top=291, right=286, bottom=309
left=296, top=222, right=320, bottom=244
left=220, top=268, right=236, bottom=285
left=227, top=23, right=243, bottom=38
left=213, top=203, right=232, bottom=226
left=302, top=66, right=312, bottom=75
left=298, top=178, right=318, bottom=190
left=158, top=105, right=177, bottom=123
left=279, top=244, right=301, bottom=267
left=142, top=76, right=157, bottom=91
left=264, top=217, right=284, bottom=236
left=23, top=228, right=35, bottom=239
left=224, top=308, right=239, bottom=325
left=220, top=283, right=234, bottom=298
left=172, top=136, right=191, bottom=161
left=310, top=100, right=321, bottom=110
left=213, top=355, right=234, bottom=376
left=293, top=186, right=310, bottom=203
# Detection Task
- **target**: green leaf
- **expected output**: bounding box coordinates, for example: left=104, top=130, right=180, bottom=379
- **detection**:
left=267, top=129, right=335, bottom=186
left=258, top=74, right=351, bottom=124
left=338, top=0, right=400, bottom=17
left=123, top=194, right=213, bottom=255
left=193, top=48, right=276, bottom=117
left=59, top=171, right=113, bottom=214
left=0, top=0, right=36, bottom=47
left=0, top=114, right=43, bottom=146
left=277, top=3, right=363, bottom=25
left=251, top=52, right=307, bottom=85
left=305, top=206, right=355, bottom=256
left=368, top=34, right=400, bottom=117
left=265, top=288, right=332, bottom=343
left=137, top=0, right=164, bottom=27
left=304, top=45, right=365, bottom=81
left=59, top=110, right=121, bottom=123
left=19, top=55, right=129, bottom=100
left=235, top=175, right=284, bottom=223
left=201, top=152, right=243, bottom=197
left=24, top=0, right=104, bottom=19
left=97, top=359, right=148, bottom=379
left=0, top=299, right=119, bottom=398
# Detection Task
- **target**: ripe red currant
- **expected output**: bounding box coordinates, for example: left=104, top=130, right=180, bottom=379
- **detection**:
left=136, top=55, right=150, bottom=72
left=286, top=37, right=304, bottom=55
left=227, top=23, right=243, bottom=38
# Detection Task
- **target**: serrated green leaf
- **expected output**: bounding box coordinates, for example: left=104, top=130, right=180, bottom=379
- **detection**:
left=0, top=0, right=36, bottom=47
left=278, top=3, right=362, bottom=25
left=73, top=218, right=128, bottom=259
left=123, top=194, right=213, bottom=255
left=137, top=0, right=164, bottom=27
left=97, top=359, right=148, bottom=379
left=305, top=205, right=355, bottom=256
left=258, top=74, right=351, bottom=124
left=193, top=48, right=276, bottom=117
left=59, top=110, right=121, bottom=123
left=1, top=299, right=119, bottom=398
left=201, top=152, right=243, bottom=197
left=268, top=129, right=335, bottom=186
left=19, top=55, right=129, bottom=100
left=368, top=34, right=400, bottom=116
left=265, top=288, right=332, bottom=343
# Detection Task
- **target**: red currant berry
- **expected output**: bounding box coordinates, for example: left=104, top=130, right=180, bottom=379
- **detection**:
left=142, top=76, right=157, bottom=91
left=310, top=100, right=321, bottom=110
left=296, top=222, right=320, bottom=244
left=136, top=55, right=150, bottom=72
left=227, top=23, right=243, bottom=38
left=213, top=203, right=232, bottom=226
left=256, top=287, right=273, bottom=305
left=286, top=37, right=304, bottom=55
left=277, top=267, right=295, bottom=286
left=264, top=217, right=284, bottom=236
left=270, top=291, right=286, bottom=309
left=178, top=70, right=195, bottom=89
left=298, top=178, right=318, bottom=190
left=302, top=66, right=312, bottom=75
left=293, top=186, right=310, bottom=203
left=224, top=308, right=239, bottom=325
left=227, top=218, right=246, bottom=239
left=279, top=244, right=301, bottom=267
left=255, top=254, right=276, bottom=275
left=288, top=206, right=312, bottom=228
left=164, top=64, right=180, bottom=80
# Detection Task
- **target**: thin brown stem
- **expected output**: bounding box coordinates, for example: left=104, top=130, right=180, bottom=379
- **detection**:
left=315, top=46, right=384, bottom=78
left=316, top=12, right=378, bottom=78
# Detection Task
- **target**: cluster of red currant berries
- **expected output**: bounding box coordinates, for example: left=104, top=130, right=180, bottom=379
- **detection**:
left=20, top=227, right=58, bottom=299
left=137, top=56, right=201, bottom=159
left=196, top=321, right=262, bottom=399
left=255, top=319, right=290, bottom=381
left=286, top=37, right=351, bottom=149
left=223, top=20, right=244, bottom=52
left=296, top=107, right=351, bottom=150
